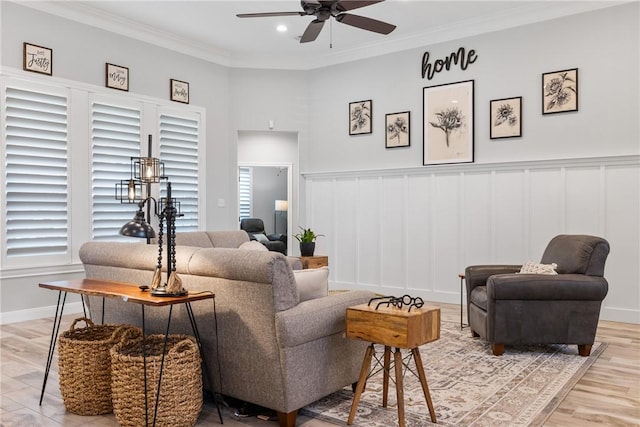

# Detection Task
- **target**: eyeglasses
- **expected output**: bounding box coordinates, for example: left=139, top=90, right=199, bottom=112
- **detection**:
left=367, top=294, right=425, bottom=312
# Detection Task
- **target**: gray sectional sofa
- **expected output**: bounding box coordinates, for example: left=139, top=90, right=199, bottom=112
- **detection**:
left=79, top=231, right=374, bottom=427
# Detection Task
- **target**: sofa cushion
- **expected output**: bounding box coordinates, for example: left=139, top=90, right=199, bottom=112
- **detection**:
left=206, top=230, right=249, bottom=248
left=293, top=267, right=329, bottom=302
left=172, top=231, right=214, bottom=248
left=239, top=241, right=269, bottom=251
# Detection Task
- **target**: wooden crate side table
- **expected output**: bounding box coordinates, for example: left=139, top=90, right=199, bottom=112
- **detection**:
left=346, top=303, right=440, bottom=427
left=298, top=255, right=328, bottom=269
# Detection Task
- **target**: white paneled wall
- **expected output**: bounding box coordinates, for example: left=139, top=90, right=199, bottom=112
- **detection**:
left=303, top=156, right=640, bottom=324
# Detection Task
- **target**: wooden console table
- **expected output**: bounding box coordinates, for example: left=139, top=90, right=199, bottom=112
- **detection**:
left=38, top=279, right=222, bottom=426
left=346, top=303, right=440, bottom=427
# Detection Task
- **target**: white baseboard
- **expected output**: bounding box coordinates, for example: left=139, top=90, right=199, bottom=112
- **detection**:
left=600, top=306, right=640, bottom=324
left=0, top=302, right=85, bottom=325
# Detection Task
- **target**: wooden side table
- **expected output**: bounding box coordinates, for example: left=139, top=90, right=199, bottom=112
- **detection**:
left=38, top=279, right=222, bottom=426
left=459, top=273, right=468, bottom=329
left=298, top=255, right=328, bottom=269
left=345, top=303, right=440, bottom=427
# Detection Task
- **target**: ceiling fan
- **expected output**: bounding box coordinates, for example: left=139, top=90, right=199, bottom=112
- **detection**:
left=236, top=0, right=396, bottom=43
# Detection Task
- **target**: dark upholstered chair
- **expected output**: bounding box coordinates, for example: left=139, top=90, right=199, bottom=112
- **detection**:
left=240, top=218, right=287, bottom=254
left=465, top=234, right=610, bottom=356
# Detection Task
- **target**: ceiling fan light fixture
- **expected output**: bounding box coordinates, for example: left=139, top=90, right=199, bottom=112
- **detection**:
left=236, top=0, right=394, bottom=44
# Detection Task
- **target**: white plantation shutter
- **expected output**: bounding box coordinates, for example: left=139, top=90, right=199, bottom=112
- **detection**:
left=91, top=101, right=142, bottom=240
left=159, top=112, right=200, bottom=232
left=238, top=167, right=252, bottom=221
left=2, top=86, right=69, bottom=261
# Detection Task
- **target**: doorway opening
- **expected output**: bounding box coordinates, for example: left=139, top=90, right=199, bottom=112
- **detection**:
left=237, top=131, right=298, bottom=255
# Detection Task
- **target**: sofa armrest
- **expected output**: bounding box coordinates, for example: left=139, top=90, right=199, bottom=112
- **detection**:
left=487, top=274, right=608, bottom=301
left=275, top=290, right=375, bottom=348
left=465, top=265, right=521, bottom=294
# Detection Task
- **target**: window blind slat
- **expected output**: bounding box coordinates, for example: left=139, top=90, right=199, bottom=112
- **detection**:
left=3, top=86, right=69, bottom=258
left=159, top=113, right=200, bottom=233
left=91, top=101, right=142, bottom=241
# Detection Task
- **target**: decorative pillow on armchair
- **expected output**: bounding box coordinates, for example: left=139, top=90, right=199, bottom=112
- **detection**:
left=518, top=261, right=558, bottom=275
left=251, top=233, right=270, bottom=243
left=293, top=267, right=329, bottom=302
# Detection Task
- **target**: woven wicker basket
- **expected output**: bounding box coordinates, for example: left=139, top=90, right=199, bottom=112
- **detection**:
left=110, top=334, right=203, bottom=427
left=57, top=317, right=141, bottom=415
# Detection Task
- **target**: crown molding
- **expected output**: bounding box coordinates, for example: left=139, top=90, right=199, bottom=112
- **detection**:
left=15, top=0, right=233, bottom=67
left=15, top=1, right=629, bottom=71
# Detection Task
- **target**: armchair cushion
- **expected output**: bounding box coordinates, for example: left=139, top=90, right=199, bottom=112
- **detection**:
left=540, top=234, right=610, bottom=276
left=487, top=274, right=608, bottom=301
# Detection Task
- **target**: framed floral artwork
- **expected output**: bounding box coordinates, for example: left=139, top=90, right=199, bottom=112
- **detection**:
left=423, top=80, right=474, bottom=165
left=349, top=100, right=372, bottom=135
left=385, top=111, right=410, bottom=148
left=490, top=96, right=522, bottom=139
left=23, top=42, right=52, bottom=75
left=105, top=63, right=129, bottom=91
left=542, top=68, right=578, bottom=114
left=170, top=79, right=189, bottom=104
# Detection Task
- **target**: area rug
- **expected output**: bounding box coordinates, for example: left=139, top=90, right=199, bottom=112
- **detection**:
left=301, top=321, right=606, bottom=426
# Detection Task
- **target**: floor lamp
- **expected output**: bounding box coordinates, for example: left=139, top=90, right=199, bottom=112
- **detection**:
left=274, top=199, right=288, bottom=235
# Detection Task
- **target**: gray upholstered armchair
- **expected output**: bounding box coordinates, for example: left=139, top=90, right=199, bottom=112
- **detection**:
left=465, top=234, right=610, bottom=356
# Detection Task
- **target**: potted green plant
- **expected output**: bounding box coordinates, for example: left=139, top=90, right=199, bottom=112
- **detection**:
left=294, top=227, right=324, bottom=257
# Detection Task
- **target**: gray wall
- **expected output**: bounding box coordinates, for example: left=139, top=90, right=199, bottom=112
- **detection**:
left=1, top=1, right=235, bottom=230
left=305, top=4, right=639, bottom=171
left=1, top=2, right=638, bottom=322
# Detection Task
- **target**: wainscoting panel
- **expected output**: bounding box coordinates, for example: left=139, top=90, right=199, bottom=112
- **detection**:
left=303, top=156, right=640, bottom=323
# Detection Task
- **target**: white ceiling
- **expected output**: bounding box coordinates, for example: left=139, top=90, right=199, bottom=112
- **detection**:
left=24, top=0, right=622, bottom=69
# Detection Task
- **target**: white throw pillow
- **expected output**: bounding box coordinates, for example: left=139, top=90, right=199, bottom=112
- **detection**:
left=518, top=261, right=558, bottom=275
left=239, top=241, right=268, bottom=251
left=293, top=267, right=329, bottom=302
left=252, top=233, right=269, bottom=243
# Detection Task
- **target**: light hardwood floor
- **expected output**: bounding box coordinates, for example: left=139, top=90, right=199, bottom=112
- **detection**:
left=1, top=303, right=638, bottom=426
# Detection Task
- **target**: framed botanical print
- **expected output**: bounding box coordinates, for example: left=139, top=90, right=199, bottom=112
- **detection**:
left=542, top=68, right=578, bottom=114
left=105, top=63, right=129, bottom=91
left=490, top=96, right=522, bottom=139
left=423, top=80, right=474, bottom=165
left=349, top=100, right=372, bottom=135
left=385, top=111, right=410, bottom=148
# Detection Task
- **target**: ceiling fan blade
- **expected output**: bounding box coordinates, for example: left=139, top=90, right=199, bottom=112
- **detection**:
left=334, top=1, right=385, bottom=13
left=300, top=19, right=325, bottom=43
left=336, top=13, right=396, bottom=34
left=236, top=12, right=305, bottom=18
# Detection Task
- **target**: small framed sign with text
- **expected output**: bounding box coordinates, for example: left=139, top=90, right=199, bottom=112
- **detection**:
left=170, top=79, right=189, bottom=104
left=23, top=43, right=52, bottom=75
left=105, top=63, right=129, bottom=91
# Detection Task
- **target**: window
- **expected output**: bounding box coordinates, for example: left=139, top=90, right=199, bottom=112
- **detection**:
left=238, top=166, right=252, bottom=221
left=2, top=84, right=69, bottom=266
left=91, top=100, right=142, bottom=241
left=159, top=112, right=200, bottom=233
left=1, top=76, right=205, bottom=270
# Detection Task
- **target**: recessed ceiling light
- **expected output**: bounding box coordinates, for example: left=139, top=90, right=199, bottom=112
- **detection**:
left=276, top=24, right=287, bottom=32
